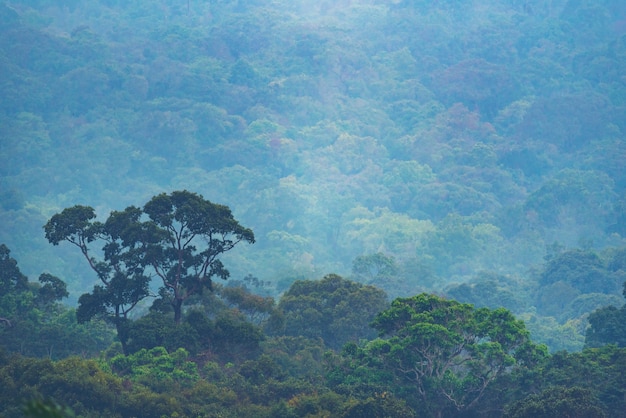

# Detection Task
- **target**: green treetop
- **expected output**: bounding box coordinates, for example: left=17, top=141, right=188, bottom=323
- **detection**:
left=142, top=190, right=255, bottom=324
left=364, top=294, right=545, bottom=417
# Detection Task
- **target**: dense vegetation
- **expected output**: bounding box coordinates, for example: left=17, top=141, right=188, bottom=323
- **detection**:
left=1, top=0, right=626, bottom=416
left=3, top=243, right=626, bottom=417
left=2, top=0, right=626, bottom=348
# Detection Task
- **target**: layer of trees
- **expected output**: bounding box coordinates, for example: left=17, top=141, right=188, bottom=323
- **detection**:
left=0, top=244, right=114, bottom=359
left=3, top=239, right=626, bottom=417
left=43, top=190, right=254, bottom=353
left=1, top=0, right=626, bottom=415
left=2, top=0, right=626, bottom=353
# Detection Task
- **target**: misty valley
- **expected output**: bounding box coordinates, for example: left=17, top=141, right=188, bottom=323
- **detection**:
left=2, top=0, right=626, bottom=417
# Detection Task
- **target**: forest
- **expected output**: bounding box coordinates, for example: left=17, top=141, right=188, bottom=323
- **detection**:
left=1, top=0, right=626, bottom=416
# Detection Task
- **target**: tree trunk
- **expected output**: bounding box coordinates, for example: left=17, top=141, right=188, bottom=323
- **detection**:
left=115, top=317, right=130, bottom=355
left=173, top=298, right=184, bottom=324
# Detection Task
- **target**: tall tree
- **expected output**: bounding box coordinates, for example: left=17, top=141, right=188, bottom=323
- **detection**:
left=365, top=294, right=541, bottom=417
left=44, top=205, right=152, bottom=353
left=142, top=190, right=255, bottom=324
left=0, top=243, right=28, bottom=296
left=0, top=243, right=29, bottom=327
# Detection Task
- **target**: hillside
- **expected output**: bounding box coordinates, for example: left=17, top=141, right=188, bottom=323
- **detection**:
left=1, top=0, right=626, bottom=351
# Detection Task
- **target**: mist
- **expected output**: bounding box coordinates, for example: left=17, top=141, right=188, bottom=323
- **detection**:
left=1, top=0, right=626, bottom=348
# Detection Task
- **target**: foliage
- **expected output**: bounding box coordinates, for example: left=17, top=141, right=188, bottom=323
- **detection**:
left=2, top=0, right=626, bottom=415
left=109, top=346, right=199, bottom=392
left=206, top=309, right=264, bottom=362
left=218, top=282, right=277, bottom=325
left=1, top=0, right=626, bottom=353
left=504, top=386, right=607, bottom=418
left=260, top=336, right=326, bottom=380
left=44, top=191, right=255, bottom=355
left=341, top=392, right=416, bottom=418
left=23, top=399, right=76, bottom=418
left=539, top=249, right=621, bottom=295
left=0, top=244, right=114, bottom=358
left=124, top=312, right=201, bottom=355
left=44, top=205, right=152, bottom=353
left=142, top=190, right=255, bottom=324
left=527, top=346, right=626, bottom=418
left=585, top=281, right=626, bottom=348
left=352, top=252, right=400, bottom=291
left=520, top=313, right=585, bottom=353
left=341, top=294, right=543, bottom=416
left=444, top=271, right=530, bottom=314
left=271, top=274, right=389, bottom=350
left=0, top=243, right=28, bottom=296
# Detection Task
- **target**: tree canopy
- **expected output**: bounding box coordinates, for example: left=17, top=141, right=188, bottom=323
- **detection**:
left=331, top=294, right=546, bottom=417
left=2, top=0, right=626, bottom=416
left=44, top=191, right=255, bottom=352
left=271, top=274, right=389, bottom=350
left=142, top=190, right=255, bottom=323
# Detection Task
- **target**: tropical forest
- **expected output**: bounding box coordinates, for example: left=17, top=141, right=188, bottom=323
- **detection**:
left=1, top=0, right=626, bottom=416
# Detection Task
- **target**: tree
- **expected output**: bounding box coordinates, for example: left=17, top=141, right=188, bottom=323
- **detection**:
left=218, top=284, right=276, bottom=326
left=109, top=346, right=199, bottom=392
left=585, top=281, right=626, bottom=348
left=142, top=190, right=255, bottom=324
left=539, top=249, right=621, bottom=295
left=504, top=386, right=607, bottom=418
left=524, top=169, right=617, bottom=232
left=444, top=272, right=529, bottom=314
left=351, top=252, right=399, bottom=285
left=36, top=273, right=69, bottom=306
left=0, top=244, right=113, bottom=358
left=341, top=393, right=416, bottom=418
left=271, top=274, right=389, bottom=350
left=44, top=205, right=152, bottom=353
left=1, top=244, right=29, bottom=328
left=23, top=399, right=76, bottom=418
left=364, top=294, right=540, bottom=417
left=433, top=59, right=517, bottom=117
left=537, top=345, right=626, bottom=417
left=0, top=243, right=28, bottom=297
